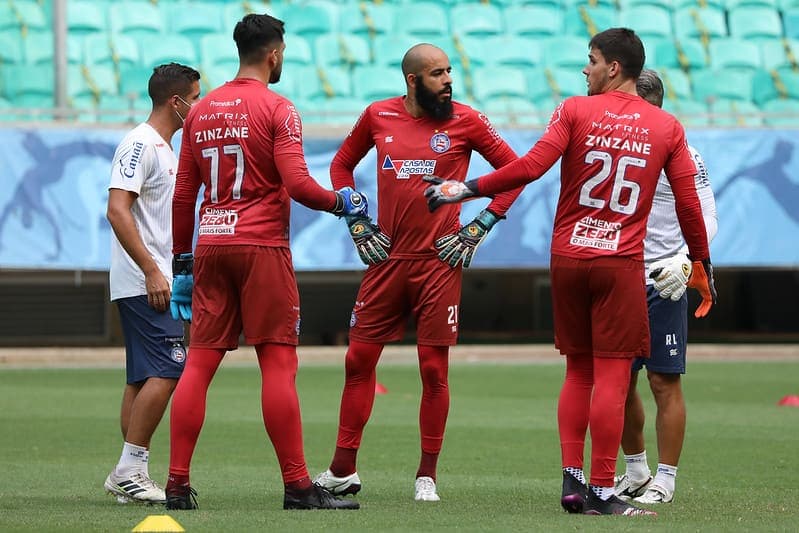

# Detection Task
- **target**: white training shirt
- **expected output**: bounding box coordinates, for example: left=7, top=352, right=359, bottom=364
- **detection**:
left=109, top=122, right=177, bottom=301
left=644, top=144, right=718, bottom=284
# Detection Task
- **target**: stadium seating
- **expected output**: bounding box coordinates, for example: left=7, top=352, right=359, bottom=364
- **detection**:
left=692, top=69, right=755, bottom=102
left=199, top=33, right=238, bottom=71
left=0, top=31, right=24, bottom=66
left=450, top=4, right=504, bottom=37
left=761, top=98, right=799, bottom=125
left=352, top=65, right=404, bottom=100
left=673, top=6, right=728, bottom=40
left=709, top=98, right=764, bottom=126
left=728, top=6, right=784, bottom=42
left=339, top=2, right=395, bottom=37
left=314, top=34, right=372, bottom=69
left=372, top=33, right=418, bottom=68
left=109, top=2, right=164, bottom=40
left=283, top=34, right=314, bottom=67
left=167, top=2, right=224, bottom=40
left=653, top=38, right=709, bottom=71
left=482, top=96, right=541, bottom=126
left=619, top=6, right=673, bottom=41
left=708, top=38, right=763, bottom=72
left=662, top=98, right=711, bottom=126
left=759, top=38, right=799, bottom=70
left=399, top=3, right=449, bottom=38
left=781, top=8, right=799, bottom=39
left=66, top=1, right=106, bottom=36
left=541, top=35, right=591, bottom=68
left=139, top=35, right=198, bottom=71
left=472, top=66, right=529, bottom=102
left=282, top=3, right=336, bottom=38
left=660, top=68, right=694, bottom=100
left=84, top=34, right=140, bottom=70
left=23, top=33, right=82, bottom=66
left=563, top=5, right=618, bottom=37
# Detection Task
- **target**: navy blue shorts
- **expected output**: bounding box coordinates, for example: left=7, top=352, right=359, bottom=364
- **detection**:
left=632, top=286, right=688, bottom=374
left=117, top=295, right=186, bottom=384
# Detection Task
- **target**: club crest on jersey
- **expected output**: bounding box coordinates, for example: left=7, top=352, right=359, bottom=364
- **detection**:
left=166, top=338, right=187, bottom=364
left=429, top=132, right=450, bottom=153
left=382, top=155, right=436, bottom=180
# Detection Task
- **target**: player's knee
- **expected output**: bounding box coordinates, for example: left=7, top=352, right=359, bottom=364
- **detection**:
left=646, top=371, right=680, bottom=397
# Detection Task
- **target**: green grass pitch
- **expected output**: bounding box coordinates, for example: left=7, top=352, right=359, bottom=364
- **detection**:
left=1, top=359, right=797, bottom=532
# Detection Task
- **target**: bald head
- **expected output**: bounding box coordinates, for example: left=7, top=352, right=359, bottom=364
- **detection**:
left=401, top=43, right=446, bottom=77
left=637, top=68, right=664, bottom=108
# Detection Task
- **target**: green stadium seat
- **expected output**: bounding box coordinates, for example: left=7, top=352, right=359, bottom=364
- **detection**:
left=760, top=98, right=799, bottom=126
left=297, top=96, right=368, bottom=126
left=283, top=3, right=336, bottom=38
left=96, top=94, right=149, bottom=124
left=725, top=0, right=779, bottom=8
left=68, top=65, right=118, bottom=101
left=167, top=2, right=224, bottom=39
left=372, top=34, right=418, bottom=68
left=3, top=64, right=53, bottom=103
left=339, top=2, right=395, bottom=37
left=352, top=65, right=403, bottom=100
left=294, top=65, right=352, bottom=100
left=708, top=98, right=763, bottom=126
left=752, top=68, right=799, bottom=105
left=503, top=5, right=563, bottom=37
left=563, top=0, right=620, bottom=8
left=785, top=8, right=799, bottom=40
left=541, top=36, right=590, bottom=69
left=728, top=7, right=784, bottom=43
left=119, top=66, right=153, bottom=98
left=481, top=97, right=541, bottom=127
left=619, top=6, right=674, bottom=40
left=674, top=0, right=726, bottom=8
left=314, top=34, right=371, bottom=69
left=618, top=0, right=676, bottom=9
left=67, top=1, right=107, bottom=36
left=472, top=67, right=528, bottom=101
left=449, top=4, right=504, bottom=37
left=284, top=34, right=313, bottom=67
left=6, top=0, right=47, bottom=36
left=524, top=67, right=561, bottom=103
left=673, top=6, right=728, bottom=41
left=0, top=96, right=18, bottom=121
left=139, top=35, right=198, bottom=70
left=399, top=3, right=449, bottom=38
left=201, top=66, right=234, bottom=93
left=653, top=38, right=709, bottom=71
left=109, top=2, right=164, bottom=39
left=23, top=33, right=83, bottom=66
left=200, top=33, right=238, bottom=71
left=660, top=67, right=694, bottom=99
left=489, top=36, right=543, bottom=68
left=84, top=34, right=140, bottom=69
left=546, top=67, right=589, bottom=99
left=662, top=98, right=710, bottom=126
left=708, top=38, right=762, bottom=72
left=778, top=0, right=799, bottom=9
left=759, top=38, right=799, bottom=70
left=692, top=69, right=755, bottom=102
left=563, top=5, right=618, bottom=38
left=0, top=31, right=23, bottom=66
left=222, top=2, right=282, bottom=33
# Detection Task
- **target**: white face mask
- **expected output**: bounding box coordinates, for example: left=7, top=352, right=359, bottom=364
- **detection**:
left=174, top=95, right=191, bottom=124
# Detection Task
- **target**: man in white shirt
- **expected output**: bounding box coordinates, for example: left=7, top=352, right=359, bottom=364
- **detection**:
left=615, top=69, right=718, bottom=505
left=104, top=63, right=201, bottom=504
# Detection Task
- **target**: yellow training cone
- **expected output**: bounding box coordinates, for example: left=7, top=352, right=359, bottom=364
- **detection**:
left=132, top=515, right=185, bottom=532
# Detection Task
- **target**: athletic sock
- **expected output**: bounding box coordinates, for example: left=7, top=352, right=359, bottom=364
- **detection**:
left=564, top=466, right=586, bottom=485
left=590, top=484, right=615, bottom=501
left=624, top=451, right=651, bottom=482
left=118, top=442, right=148, bottom=473
left=330, top=447, right=358, bottom=478
left=653, top=463, right=677, bottom=492
left=416, top=450, right=439, bottom=481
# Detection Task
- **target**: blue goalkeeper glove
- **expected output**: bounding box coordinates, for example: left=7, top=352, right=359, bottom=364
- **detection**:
left=170, top=253, right=193, bottom=322
left=346, top=215, right=391, bottom=265
left=332, top=187, right=368, bottom=217
left=434, top=209, right=502, bottom=268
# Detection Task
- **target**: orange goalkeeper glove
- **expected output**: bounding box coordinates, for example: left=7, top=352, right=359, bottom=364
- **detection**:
left=687, top=258, right=717, bottom=318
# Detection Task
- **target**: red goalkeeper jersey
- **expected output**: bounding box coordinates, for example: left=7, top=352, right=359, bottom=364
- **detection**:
left=331, top=97, right=520, bottom=258
left=173, top=78, right=337, bottom=253
left=474, top=91, right=709, bottom=261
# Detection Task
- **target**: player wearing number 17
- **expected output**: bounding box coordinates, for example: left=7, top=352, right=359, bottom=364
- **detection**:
left=167, top=13, right=364, bottom=511
left=424, top=28, right=717, bottom=516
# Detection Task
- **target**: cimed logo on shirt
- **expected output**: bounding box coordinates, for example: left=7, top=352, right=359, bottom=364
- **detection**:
left=382, top=155, right=436, bottom=180
left=429, top=131, right=450, bottom=153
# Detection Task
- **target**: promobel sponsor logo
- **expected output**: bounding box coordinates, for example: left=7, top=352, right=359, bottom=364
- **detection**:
left=120, top=141, right=144, bottom=179
left=382, top=155, right=436, bottom=179
left=209, top=98, right=241, bottom=107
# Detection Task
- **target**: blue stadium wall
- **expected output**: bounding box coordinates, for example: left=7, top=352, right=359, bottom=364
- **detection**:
left=0, top=126, right=797, bottom=344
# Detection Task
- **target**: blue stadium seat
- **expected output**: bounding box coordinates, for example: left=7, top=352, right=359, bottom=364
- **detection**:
left=119, top=66, right=154, bottom=99
left=472, top=67, right=528, bottom=101
left=4, top=0, right=47, bottom=37
left=673, top=0, right=725, bottom=8
left=23, top=33, right=82, bottom=66
left=489, top=36, right=543, bottom=68
left=352, top=65, right=404, bottom=100
left=84, top=34, right=140, bottom=70
left=223, top=2, right=282, bottom=33
left=503, top=5, right=563, bottom=37
left=167, top=2, right=224, bottom=39
left=371, top=34, right=418, bottom=68
left=708, top=38, right=762, bottom=72
left=481, top=97, right=541, bottom=126
left=2, top=64, right=54, bottom=105
left=563, top=5, right=618, bottom=38
left=728, top=6, right=784, bottom=43
left=109, top=2, right=165, bottom=39
left=673, top=6, right=728, bottom=40
left=785, top=8, right=799, bottom=40
left=662, top=98, right=710, bottom=126
left=692, top=69, right=755, bottom=102
left=760, top=98, right=799, bottom=126
left=619, top=6, right=674, bottom=40
left=660, top=67, right=694, bottom=100
left=67, top=65, right=118, bottom=102
left=199, top=33, right=238, bottom=71
left=546, top=67, right=589, bottom=99
left=618, top=0, right=676, bottom=9
left=314, top=34, right=371, bottom=69
left=708, top=98, right=763, bottom=126
left=0, top=31, right=24, bottom=66
left=295, top=65, right=352, bottom=100
left=399, top=3, right=449, bottom=38
left=449, top=3, right=504, bottom=37
left=759, top=38, right=799, bottom=70
left=284, top=34, right=314, bottom=67
left=67, top=1, right=107, bottom=36
left=752, top=67, right=799, bottom=105
left=541, top=36, right=590, bottom=69
left=725, top=0, right=779, bottom=8
left=200, top=66, right=234, bottom=93
left=283, top=3, right=337, bottom=38
left=139, top=35, right=198, bottom=70
left=297, top=96, right=368, bottom=126
left=339, top=2, right=395, bottom=37
left=653, top=38, right=709, bottom=71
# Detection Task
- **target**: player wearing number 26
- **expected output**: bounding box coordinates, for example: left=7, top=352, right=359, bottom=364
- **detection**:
left=423, top=28, right=717, bottom=516
left=167, top=13, right=364, bottom=511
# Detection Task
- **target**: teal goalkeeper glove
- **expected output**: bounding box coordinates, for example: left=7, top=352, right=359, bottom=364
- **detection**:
left=170, top=253, right=193, bottom=322
left=346, top=215, right=391, bottom=265
left=434, top=209, right=502, bottom=268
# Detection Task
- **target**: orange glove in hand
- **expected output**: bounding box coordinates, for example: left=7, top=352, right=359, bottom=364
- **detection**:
left=687, top=258, right=717, bottom=318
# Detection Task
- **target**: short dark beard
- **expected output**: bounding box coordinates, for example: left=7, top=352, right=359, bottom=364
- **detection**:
left=415, top=78, right=453, bottom=120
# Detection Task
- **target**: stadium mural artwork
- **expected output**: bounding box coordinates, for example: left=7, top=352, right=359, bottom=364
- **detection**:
left=0, top=127, right=797, bottom=270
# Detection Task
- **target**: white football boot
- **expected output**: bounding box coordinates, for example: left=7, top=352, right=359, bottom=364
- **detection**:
left=634, top=483, right=674, bottom=504
left=614, top=473, right=653, bottom=501
left=313, top=469, right=362, bottom=495
left=414, top=476, right=440, bottom=502
left=104, top=469, right=166, bottom=504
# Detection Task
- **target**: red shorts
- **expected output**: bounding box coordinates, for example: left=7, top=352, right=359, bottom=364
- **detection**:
left=190, top=245, right=300, bottom=349
left=349, top=258, right=462, bottom=346
left=550, top=254, right=649, bottom=358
